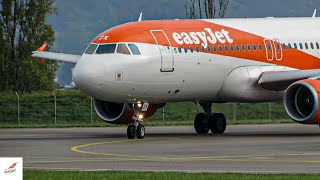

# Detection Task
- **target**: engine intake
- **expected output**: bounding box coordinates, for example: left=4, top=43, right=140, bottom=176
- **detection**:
left=93, top=99, right=163, bottom=125
left=284, top=79, right=320, bottom=124
left=93, top=99, right=133, bottom=124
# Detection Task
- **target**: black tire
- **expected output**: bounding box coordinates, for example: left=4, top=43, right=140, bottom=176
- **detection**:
left=127, top=124, right=136, bottom=139
left=194, top=113, right=209, bottom=134
left=137, top=124, right=145, bottom=139
left=209, top=113, right=227, bottom=134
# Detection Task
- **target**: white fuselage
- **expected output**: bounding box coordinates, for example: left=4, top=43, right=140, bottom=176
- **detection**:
left=73, top=18, right=320, bottom=103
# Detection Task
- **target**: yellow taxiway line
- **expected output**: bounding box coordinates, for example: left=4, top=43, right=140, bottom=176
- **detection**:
left=70, top=138, right=320, bottom=163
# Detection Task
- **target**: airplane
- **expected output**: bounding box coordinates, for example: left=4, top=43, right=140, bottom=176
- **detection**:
left=32, top=11, right=320, bottom=139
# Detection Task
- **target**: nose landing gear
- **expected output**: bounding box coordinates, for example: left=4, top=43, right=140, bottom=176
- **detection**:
left=127, top=122, right=145, bottom=139
left=194, top=103, right=227, bottom=135
left=127, top=102, right=148, bottom=139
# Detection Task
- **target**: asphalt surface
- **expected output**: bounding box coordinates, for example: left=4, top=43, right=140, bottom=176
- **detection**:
left=1, top=124, right=320, bottom=174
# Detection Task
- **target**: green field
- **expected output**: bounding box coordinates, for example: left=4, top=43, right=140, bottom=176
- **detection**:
left=0, top=91, right=292, bottom=127
left=24, top=171, right=320, bottom=180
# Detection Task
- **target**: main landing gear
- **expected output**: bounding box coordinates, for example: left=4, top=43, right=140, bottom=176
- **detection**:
left=194, top=103, right=227, bottom=135
left=127, top=102, right=149, bottom=139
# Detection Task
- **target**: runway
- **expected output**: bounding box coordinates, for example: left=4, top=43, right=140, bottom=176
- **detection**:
left=1, top=124, right=320, bottom=174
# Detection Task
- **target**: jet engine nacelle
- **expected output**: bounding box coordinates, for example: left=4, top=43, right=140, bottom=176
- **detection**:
left=284, top=79, right=320, bottom=124
left=93, top=99, right=162, bottom=124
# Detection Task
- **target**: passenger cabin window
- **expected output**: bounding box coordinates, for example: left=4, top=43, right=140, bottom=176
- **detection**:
left=96, top=44, right=116, bottom=54
left=117, top=44, right=131, bottom=55
left=230, top=45, right=234, bottom=52
left=85, top=44, right=98, bottom=54
left=224, top=45, right=228, bottom=52
left=299, top=43, right=303, bottom=50
left=213, top=46, right=217, bottom=52
left=253, top=44, right=257, bottom=51
left=236, top=45, right=240, bottom=52
left=242, top=44, right=246, bottom=51
left=311, top=43, right=314, bottom=49
left=128, top=44, right=141, bottom=55
left=190, top=46, right=194, bottom=53
left=247, top=44, right=251, bottom=51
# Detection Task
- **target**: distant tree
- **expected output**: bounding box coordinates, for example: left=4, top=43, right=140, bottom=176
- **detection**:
left=0, top=0, right=57, bottom=92
left=185, top=0, right=229, bottom=19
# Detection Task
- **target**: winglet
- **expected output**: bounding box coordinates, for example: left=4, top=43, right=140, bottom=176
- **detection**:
left=312, top=9, right=317, bottom=18
left=36, top=42, right=48, bottom=62
left=37, top=42, right=48, bottom=52
left=138, top=12, right=143, bottom=22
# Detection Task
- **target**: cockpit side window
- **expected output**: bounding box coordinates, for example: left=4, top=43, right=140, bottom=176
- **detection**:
left=116, top=44, right=131, bottom=55
left=128, top=44, right=141, bottom=55
left=85, top=44, right=98, bottom=54
left=96, top=44, right=116, bottom=54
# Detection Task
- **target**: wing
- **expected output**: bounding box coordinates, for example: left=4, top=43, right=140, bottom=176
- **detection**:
left=258, top=69, right=320, bottom=91
left=32, top=51, right=81, bottom=64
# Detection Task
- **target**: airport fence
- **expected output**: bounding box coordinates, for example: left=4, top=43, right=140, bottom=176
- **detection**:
left=0, top=91, right=291, bottom=126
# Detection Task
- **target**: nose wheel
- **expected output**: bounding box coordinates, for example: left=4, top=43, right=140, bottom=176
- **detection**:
left=127, top=102, right=148, bottom=139
left=137, top=124, right=145, bottom=139
left=127, top=124, right=136, bottom=139
left=127, top=123, right=145, bottom=139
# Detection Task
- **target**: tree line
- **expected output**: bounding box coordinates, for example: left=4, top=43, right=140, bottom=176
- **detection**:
left=0, top=0, right=57, bottom=92
left=185, top=0, right=229, bottom=19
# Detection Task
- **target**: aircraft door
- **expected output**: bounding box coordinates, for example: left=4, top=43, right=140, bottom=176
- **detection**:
left=273, top=38, right=283, bottom=61
left=150, top=30, right=174, bottom=72
left=264, top=39, right=274, bottom=61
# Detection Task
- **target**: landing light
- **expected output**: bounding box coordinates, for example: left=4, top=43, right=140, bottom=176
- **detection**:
left=138, top=114, right=144, bottom=120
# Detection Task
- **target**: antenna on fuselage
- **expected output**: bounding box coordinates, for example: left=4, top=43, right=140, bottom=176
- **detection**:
left=312, top=9, right=317, bottom=18
left=138, top=12, right=143, bottom=22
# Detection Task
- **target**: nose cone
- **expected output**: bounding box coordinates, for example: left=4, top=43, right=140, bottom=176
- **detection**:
left=73, top=57, right=105, bottom=96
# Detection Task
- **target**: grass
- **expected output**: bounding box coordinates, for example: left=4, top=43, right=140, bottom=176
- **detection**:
left=24, top=171, right=320, bottom=180
left=0, top=90, right=293, bottom=127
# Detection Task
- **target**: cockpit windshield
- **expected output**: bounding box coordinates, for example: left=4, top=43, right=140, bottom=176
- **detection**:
left=96, top=44, right=117, bottom=54
left=116, top=44, right=131, bottom=55
left=128, top=44, right=141, bottom=55
left=84, top=43, right=141, bottom=55
left=84, top=44, right=98, bottom=54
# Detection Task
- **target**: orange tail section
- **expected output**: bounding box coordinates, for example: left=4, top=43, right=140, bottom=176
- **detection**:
left=36, top=42, right=48, bottom=62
